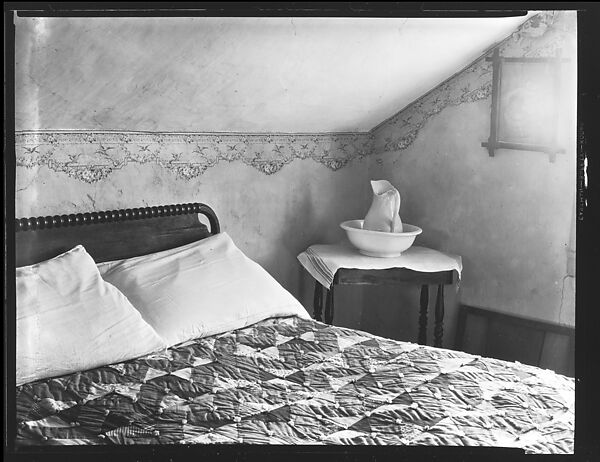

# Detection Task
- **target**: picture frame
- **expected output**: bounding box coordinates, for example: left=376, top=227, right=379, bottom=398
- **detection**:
left=481, top=48, right=568, bottom=162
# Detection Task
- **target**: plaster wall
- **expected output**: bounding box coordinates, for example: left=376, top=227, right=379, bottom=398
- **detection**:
left=14, top=15, right=530, bottom=133
left=16, top=154, right=371, bottom=319
left=13, top=11, right=577, bottom=349
left=368, top=11, right=577, bottom=343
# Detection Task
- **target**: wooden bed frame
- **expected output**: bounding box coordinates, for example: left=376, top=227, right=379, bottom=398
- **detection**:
left=9, top=202, right=220, bottom=454
left=14, top=203, right=220, bottom=267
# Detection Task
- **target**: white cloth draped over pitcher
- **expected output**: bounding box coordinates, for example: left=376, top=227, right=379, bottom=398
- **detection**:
left=363, top=180, right=403, bottom=233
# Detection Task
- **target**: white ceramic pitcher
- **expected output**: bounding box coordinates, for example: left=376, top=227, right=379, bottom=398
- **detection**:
left=363, top=180, right=403, bottom=233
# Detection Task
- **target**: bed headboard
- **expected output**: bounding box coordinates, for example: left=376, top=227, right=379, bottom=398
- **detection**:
left=14, top=203, right=220, bottom=267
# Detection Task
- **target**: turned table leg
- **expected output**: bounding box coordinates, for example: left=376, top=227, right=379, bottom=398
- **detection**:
left=434, top=284, right=445, bottom=347
left=313, top=281, right=323, bottom=321
left=324, top=286, right=335, bottom=325
left=418, top=285, right=429, bottom=345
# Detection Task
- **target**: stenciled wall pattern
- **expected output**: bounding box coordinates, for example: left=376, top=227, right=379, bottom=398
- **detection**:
left=15, top=131, right=373, bottom=183
left=14, top=12, right=570, bottom=184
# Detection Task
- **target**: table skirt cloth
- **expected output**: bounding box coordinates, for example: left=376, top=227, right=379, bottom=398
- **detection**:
left=298, top=244, right=463, bottom=289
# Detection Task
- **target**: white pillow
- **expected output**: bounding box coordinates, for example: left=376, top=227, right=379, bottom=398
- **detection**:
left=16, top=245, right=168, bottom=386
left=97, top=232, right=310, bottom=347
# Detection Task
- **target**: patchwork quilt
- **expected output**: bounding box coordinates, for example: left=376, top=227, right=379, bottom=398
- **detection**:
left=16, top=316, right=574, bottom=453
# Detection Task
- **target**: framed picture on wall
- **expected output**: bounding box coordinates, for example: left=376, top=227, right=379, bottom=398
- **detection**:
left=481, top=48, right=568, bottom=162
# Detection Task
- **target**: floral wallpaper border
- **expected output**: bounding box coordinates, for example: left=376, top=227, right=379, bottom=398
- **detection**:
left=15, top=131, right=374, bottom=183
left=14, top=12, right=573, bottom=184
left=371, top=11, right=575, bottom=155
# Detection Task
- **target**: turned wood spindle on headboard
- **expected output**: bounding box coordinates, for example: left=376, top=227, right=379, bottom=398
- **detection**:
left=14, top=202, right=221, bottom=266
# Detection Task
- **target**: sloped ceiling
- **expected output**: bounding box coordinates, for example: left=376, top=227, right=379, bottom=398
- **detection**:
left=15, top=14, right=533, bottom=133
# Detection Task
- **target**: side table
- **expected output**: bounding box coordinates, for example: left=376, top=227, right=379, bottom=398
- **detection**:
left=312, top=268, right=457, bottom=347
left=298, top=244, right=462, bottom=348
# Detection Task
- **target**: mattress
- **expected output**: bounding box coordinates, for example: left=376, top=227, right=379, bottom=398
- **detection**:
left=16, top=316, right=574, bottom=453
